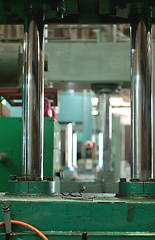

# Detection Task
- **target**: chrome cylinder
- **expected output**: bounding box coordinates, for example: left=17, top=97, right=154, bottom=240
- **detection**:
left=131, top=14, right=153, bottom=181
left=73, top=133, right=78, bottom=168
left=22, top=15, right=44, bottom=180
left=65, top=123, right=73, bottom=169
left=100, top=94, right=111, bottom=171
left=98, top=132, right=103, bottom=168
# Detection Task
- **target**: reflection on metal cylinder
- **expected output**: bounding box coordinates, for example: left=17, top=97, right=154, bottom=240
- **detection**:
left=98, top=132, right=103, bottom=168
left=65, top=123, right=73, bottom=169
left=100, top=94, right=111, bottom=171
left=131, top=14, right=153, bottom=181
left=73, top=133, right=77, bottom=168
left=22, top=15, right=44, bottom=180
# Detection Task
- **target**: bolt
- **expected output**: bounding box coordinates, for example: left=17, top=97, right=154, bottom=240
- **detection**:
left=120, top=178, right=126, bottom=182
left=17, top=177, right=25, bottom=181
left=80, top=186, right=86, bottom=192
left=56, top=169, right=63, bottom=180
left=130, top=178, right=140, bottom=182
left=148, top=178, right=155, bottom=182
left=10, top=175, right=17, bottom=181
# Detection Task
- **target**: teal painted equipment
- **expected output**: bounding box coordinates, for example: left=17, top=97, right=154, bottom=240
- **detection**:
left=0, top=117, right=61, bottom=192
left=0, top=193, right=154, bottom=239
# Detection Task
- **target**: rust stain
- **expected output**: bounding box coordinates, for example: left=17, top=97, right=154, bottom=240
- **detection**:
left=127, top=203, right=135, bottom=222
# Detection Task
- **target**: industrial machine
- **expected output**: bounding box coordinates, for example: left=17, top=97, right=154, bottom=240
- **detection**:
left=0, top=1, right=154, bottom=239
left=0, top=117, right=61, bottom=192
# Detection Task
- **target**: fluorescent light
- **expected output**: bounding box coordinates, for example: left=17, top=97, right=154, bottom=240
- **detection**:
left=91, top=97, right=99, bottom=107
left=112, top=107, right=130, bottom=116
left=110, top=97, right=129, bottom=107
left=91, top=135, right=96, bottom=143
left=92, top=110, right=98, bottom=116
left=110, top=97, right=123, bottom=106
left=121, top=116, right=131, bottom=125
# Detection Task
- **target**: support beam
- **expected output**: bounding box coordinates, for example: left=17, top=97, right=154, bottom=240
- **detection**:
left=131, top=13, right=153, bottom=181
left=99, top=94, right=111, bottom=172
left=65, top=123, right=73, bottom=169
left=22, top=14, right=44, bottom=180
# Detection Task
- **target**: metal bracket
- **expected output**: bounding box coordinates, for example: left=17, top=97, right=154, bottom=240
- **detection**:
left=2, top=201, right=12, bottom=239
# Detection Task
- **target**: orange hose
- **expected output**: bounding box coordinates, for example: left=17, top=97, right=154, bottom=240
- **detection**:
left=0, top=220, right=48, bottom=240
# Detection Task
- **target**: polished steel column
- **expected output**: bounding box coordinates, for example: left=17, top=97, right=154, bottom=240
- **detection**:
left=131, top=14, right=153, bottom=180
left=98, top=132, right=103, bottom=168
left=73, top=133, right=78, bottom=168
left=22, top=15, right=44, bottom=180
left=65, top=123, right=73, bottom=169
left=100, top=94, right=111, bottom=171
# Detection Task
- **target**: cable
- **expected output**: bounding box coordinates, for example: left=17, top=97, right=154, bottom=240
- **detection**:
left=0, top=220, right=48, bottom=240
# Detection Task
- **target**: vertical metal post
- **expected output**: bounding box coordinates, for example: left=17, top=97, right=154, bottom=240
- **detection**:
left=65, top=123, right=73, bottom=169
left=22, top=14, right=44, bottom=180
left=82, top=90, right=93, bottom=158
left=100, top=94, right=111, bottom=171
left=98, top=132, right=103, bottom=168
left=73, top=133, right=77, bottom=168
left=131, top=13, right=153, bottom=181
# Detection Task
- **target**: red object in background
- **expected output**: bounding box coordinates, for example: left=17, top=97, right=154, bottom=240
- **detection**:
left=44, top=97, right=52, bottom=117
left=85, top=141, right=93, bottom=149
left=51, top=108, right=58, bottom=121
left=44, top=97, right=57, bottom=121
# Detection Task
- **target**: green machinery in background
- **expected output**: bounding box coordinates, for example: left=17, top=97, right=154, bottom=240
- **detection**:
left=0, top=117, right=61, bottom=192
left=0, top=0, right=154, bottom=239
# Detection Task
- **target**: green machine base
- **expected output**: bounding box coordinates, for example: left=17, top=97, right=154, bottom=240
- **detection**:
left=0, top=193, right=154, bottom=239
left=119, top=179, right=155, bottom=197
left=8, top=180, right=60, bottom=195
left=0, top=117, right=61, bottom=192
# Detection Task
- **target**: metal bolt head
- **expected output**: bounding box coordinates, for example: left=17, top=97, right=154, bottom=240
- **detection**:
left=10, top=175, right=17, bottom=181
left=56, top=169, right=63, bottom=180
left=120, top=178, right=126, bottom=182
left=17, top=177, right=25, bottom=181
left=130, top=178, right=140, bottom=182
left=148, top=178, right=155, bottom=182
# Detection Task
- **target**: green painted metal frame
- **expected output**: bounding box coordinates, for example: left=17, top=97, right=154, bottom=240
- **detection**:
left=0, top=193, right=154, bottom=239
left=0, top=117, right=61, bottom=192
left=0, top=0, right=155, bottom=24
left=119, top=180, right=155, bottom=196
left=8, top=180, right=56, bottom=194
